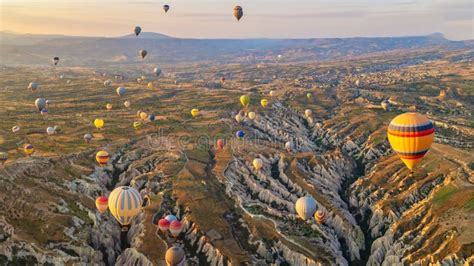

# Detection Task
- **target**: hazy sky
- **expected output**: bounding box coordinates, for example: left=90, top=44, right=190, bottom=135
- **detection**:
left=1, top=0, right=472, bottom=40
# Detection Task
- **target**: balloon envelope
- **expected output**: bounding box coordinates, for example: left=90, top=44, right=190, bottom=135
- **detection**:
left=96, top=151, right=109, bottom=166
left=387, top=112, right=434, bottom=171
left=295, top=196, right=317, bottom=220
left=165, top=246, right=186, bottom=266
left=240, top=95, right=250, bottom=107
left=233, top=6, right=243, bottom=21
left=96, top=196, right=108, bottom=214
left=134, top=26, right=141, bottom=36
left=108, top=186, right=142, bottom=226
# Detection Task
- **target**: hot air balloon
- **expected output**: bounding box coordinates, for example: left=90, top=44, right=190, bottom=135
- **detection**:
left=216, top=139, right=224, bottom=150
left=269, top=90, right=275, bottom=97
left=149, top=114, right=156, bottom=122
left=381, top=100, right=390, bottom=111
left=104, top=80, right=112, bottom=87
left=306, top=92, right=312, bottom=99
left=40, top=108, right=48, bottom=118
left=253, top=158, right=263, bottom=171
left=84, top=133, right=93, bottom=143
left=235, top=114, right=244, bottom=123
left=66, top=80, right=71, bottom=84
left=35, top=98, right=46, bottom=111
left=165, top=214, right=177, bottom=223
left=387, top=112, right=434, bottom=171
left=28, top=82, right=38, bottom=91
left=45, top=100, right=51, bottom=106
left=295, top=196, right=317, bottom=220
left=240, top=95, right=250, bottom=107
left=124, top=101, right=131, bottom=108
left=133, top=121, right=142, bottom=130
left=53, top=125, right=60, bottom=133
left=169, top=220, right=183, bottom=237
left=260, top=99, right=268, bottom=108
left=108, top=186, right=142, bottom=230
left=220, top=77, right=226, bottom=84
left=95, top=196, right=108, bottom=214
left=165, top=246, right=186, bottom=266
left=59, top=74, right=64, bottom=80
left=116, top=87, right=126, bottom=96
left=248, top=112, right=256, bottom=120
left=12, top=126, right=20, bottom=133
left=46, top=127, right=55, bottom=135
left=305, top=109, right=312, bottom=118
left=236, top=130, right=245, bottom=139
left=233, top=6, right=243, bottom=21
left=52, top=57, right=59, bottom=66
left=139, top=112, right=147, bottom=120
left=355, top=80, right=360, bottom=87
left=163, top=5, right=170, bottom=13
left=94, top=119, right=104, bottom=130
left=0, top=152, right=7, bottom=165
left=158, top=218, right=170, bottom=233
left=191, top=108, right=199, bottom=118
left=139, top=49, right=147, bottom=59
left=24, top=144, right=34, bottom=156
left=314, top=210, right=327, bottom=224
left=153, top=67, right=161, bottom=77
left=136, top=110, right=143, bottom=118
left=285, top=141, right=294, bottom=153
left=134, top=26, right=142, bottom=36
left=147, top=82, right=153, bottom=89
left=96, top=151, right=109, bottom=167
left=106, top=103, right=113, bottom=111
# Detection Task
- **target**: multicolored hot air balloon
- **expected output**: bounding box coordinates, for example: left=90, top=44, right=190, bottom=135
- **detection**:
left=295, top=196, right=317, bottom=220
left=191, top=108, right=199, bottom=118
left=165, top=214, right=177, bottom=223
left=148, top=114, right=155, bottom=122
left=315, top=210, right=327, bottom=224
left=108, top=186, right=142, bottom=229
left=116, top=87, right=126, bottom=96
left=95, top=196, right=108, bottom=214
left=24, top=144, right=34, bottom=156
left=240, top=95, right=250, bottom=107
left=260, top=99, right=268, bottom=108
left=387, top=112, right=434, bottom=171
left=169, top=220, right=183, bottom=237
left=158, top=218, right=170, bottom=233
left=165, top=246, right=186, bottom=266
left=236, top=130, right=245, bottom=139
left=233, top=6, right=243, bottom=21
left=96, top=150, right=109, bottom=167
left=94, top=119, right=104, bottom=130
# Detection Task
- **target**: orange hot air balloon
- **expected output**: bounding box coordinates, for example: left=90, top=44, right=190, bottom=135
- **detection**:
left=233, top=6, right=243, bottom=21
left=216, top=139, right=224, bottom=150
left=314, top=210, right=327, bottom=224
left=387, top=112, right=434, bottom=171
left=95, top=196, right=109, bottom=213
left=96, top=151, right=110, bottom=167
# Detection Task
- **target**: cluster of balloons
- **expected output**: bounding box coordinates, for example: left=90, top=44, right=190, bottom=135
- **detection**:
left=156, top=214, right=184, bottom=237
left=295, top=196, right=327, bottom=224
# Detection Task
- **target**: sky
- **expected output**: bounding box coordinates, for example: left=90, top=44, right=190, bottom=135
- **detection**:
left=1, top=0, right=473, bottom=40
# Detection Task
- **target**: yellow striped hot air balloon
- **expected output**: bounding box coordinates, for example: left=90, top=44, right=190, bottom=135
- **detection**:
left=108, top=186, right=142, bottom=229
left=133, top=121, right=142, bottom=130
left=95, top=150, right=109, bottom=167
left=191, top=108, right=199, bottom=118
left=387, top=112, right=434, bottom=171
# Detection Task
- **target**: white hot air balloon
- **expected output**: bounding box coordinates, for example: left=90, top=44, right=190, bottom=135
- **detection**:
left=295, top=196, right=317, bottom=220
left=248, top=112, right=256, bottom=120
left=46, top=127, right=55, bottom=135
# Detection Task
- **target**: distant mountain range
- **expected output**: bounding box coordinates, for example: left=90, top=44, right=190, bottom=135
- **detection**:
left=0, top=31, right=472, bottom=66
